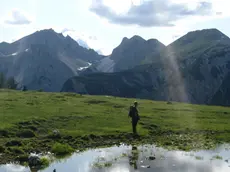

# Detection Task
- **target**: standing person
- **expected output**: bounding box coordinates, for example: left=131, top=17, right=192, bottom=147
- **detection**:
left=128, top=101, right=140, bottom=134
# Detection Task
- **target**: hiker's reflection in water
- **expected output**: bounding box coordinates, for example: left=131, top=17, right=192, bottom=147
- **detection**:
left=129, top=146, right=139, bottom=170
left=30, top=168, right=38, bottom=172
left=30, top=168, right=56, bottom=172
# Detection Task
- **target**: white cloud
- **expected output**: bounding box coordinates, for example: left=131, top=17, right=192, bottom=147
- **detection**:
left=90, top=0, right=215, bottom=27
left=212, top=0, right=230, bottom=16
left=4, top=9, right=32, bottom=25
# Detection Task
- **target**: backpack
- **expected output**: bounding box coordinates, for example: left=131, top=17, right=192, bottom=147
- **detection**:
left=128, top=106, right=134, bottom=118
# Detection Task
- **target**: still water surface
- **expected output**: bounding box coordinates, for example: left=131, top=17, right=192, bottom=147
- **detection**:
left=1, top=144, right=230, bottom=172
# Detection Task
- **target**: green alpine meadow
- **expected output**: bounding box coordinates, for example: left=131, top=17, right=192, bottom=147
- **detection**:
left=1, top=89, right=230, bottom=164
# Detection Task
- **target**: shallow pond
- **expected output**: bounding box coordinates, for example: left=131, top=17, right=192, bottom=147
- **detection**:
left=1, top=144, right=230, bottom=172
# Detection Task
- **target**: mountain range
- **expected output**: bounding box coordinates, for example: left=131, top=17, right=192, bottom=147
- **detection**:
left=61, top=29, right=230, bottom=106
left=1, top=28, right=230, bottom=106
left=0, top=29, right=102, bottom=91
left=91, top=36, right=165, bottom=73
left=0, top=29, right=165, bottom=91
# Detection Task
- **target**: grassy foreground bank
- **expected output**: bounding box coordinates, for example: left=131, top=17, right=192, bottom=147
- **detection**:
left=0, top=89, right=230, bottom=164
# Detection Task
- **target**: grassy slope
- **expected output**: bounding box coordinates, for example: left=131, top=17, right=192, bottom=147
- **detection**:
left=1, top=89, right=230, bottom=163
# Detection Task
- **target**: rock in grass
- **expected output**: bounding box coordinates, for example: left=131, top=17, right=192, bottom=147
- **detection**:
left=28, top=154, right=41, bottom=167
left=53, top=130, right=60, bottom=135
left=149, top=156, right=156, bottom=160
left=47, top=130, right=61, bottom=139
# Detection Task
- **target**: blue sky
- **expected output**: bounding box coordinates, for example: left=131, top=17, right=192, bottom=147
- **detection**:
left=0, top=0, right=230, bottom=55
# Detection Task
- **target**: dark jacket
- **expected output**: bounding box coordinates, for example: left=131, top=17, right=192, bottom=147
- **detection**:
left=129, top=106, right=140, bottom=122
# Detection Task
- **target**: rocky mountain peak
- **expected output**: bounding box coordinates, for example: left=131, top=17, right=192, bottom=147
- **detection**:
left=119, top=35, right=145, bottom=46
left=171, top=28, right=230, bottom=47
left=130, top=35, right=146, bottom=41
left=121, top=37, right=129, bottom=43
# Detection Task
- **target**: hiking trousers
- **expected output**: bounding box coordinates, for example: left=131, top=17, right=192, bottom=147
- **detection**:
left=132, top=120, right=138, bottom=134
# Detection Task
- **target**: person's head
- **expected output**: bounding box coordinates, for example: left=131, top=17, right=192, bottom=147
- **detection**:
left=134, top=101, right=138, bottom=107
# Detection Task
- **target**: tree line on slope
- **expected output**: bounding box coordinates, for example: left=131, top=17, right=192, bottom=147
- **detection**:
left=0, top=72, right=18, bottom=89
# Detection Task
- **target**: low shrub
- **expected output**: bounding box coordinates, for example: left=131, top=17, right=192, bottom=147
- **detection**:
left=51, top=143, right=74, bottom=156
left=40, top=157, right=50, bottom=167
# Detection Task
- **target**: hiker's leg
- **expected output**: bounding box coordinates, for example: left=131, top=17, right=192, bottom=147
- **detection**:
left=134, top=124, right=137, bottom=134
left=132, top=121, right=135, bottom=133
left=134, top=122, right=137, bottom=134
left=132, top=121, right=137, bottom=134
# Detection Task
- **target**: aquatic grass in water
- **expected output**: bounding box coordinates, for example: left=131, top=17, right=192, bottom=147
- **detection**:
left=121, top=153, right=128, bottom=157
left=93, top=162, right=104, bottom=169
left=92, top=161, right=113, bottom=169
left=195, top=156, right=204, bottom=160
left=212, top=155, right=223, bottom=160
left=104, top=162, right=112, bottom=167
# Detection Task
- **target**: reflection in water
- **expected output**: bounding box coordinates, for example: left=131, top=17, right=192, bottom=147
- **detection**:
left=30, top=168, right=38, bottom=172
left=0, top=144, right=230, bottom=172
left=0, top=164, right=29, bottom=172
left=128, top=146, right=139, bottom=170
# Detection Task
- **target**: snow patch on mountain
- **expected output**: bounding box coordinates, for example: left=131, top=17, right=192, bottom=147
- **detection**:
left=78, top=62, right=92, bottom=71
left=11, top=52, right=18, bottom=56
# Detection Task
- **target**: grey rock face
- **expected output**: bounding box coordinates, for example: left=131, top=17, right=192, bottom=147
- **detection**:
left=96, top=56, right=115, bottom=72
left=0, top=29, right=102, bottom=91
left=91, top=36, right=165, bottom=73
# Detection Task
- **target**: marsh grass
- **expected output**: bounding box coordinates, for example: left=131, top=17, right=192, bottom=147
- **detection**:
left=212, top=155, right=223, bottom=160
